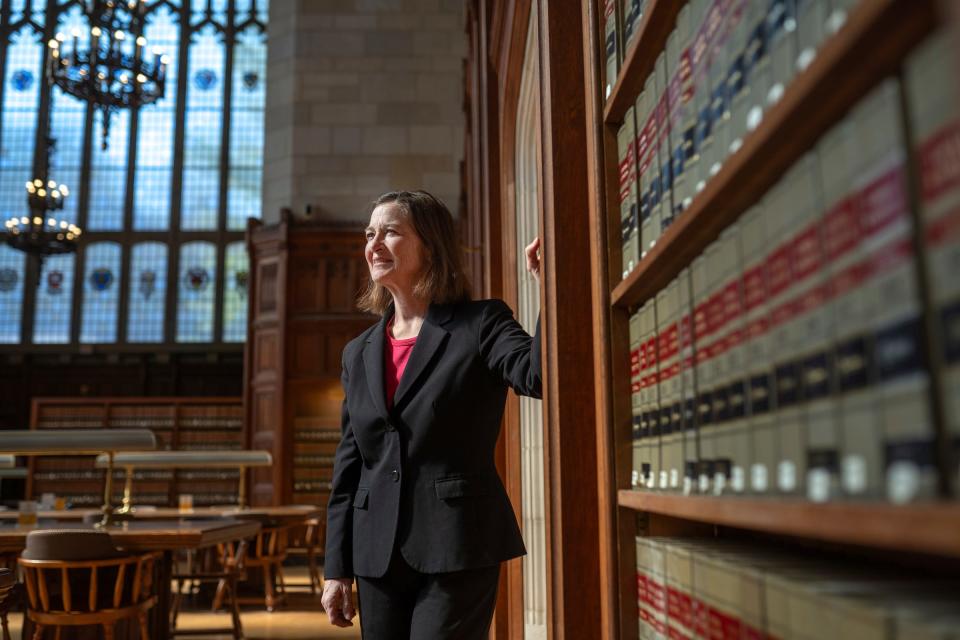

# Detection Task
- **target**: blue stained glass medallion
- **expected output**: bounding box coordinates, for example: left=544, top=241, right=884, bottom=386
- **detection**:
left=12, top=70, right=33, bottom=91
left=184, top=267, right=209, bottom=291
left=194, top=69, right=218, bottom=91
left=90, top=268, right=114, bottom=291
left=234, top=270, right=248, bottom=296
left=242, top=72, right=258, bottom=90
left=139, top=269, right=157, bottom=299
left=0, top=268, right=17, bottom=292
left=47, top=270, right=65, bottom=294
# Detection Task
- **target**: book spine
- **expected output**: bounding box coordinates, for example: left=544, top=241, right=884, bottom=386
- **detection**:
left=691, top=254, right=712, bottom=493
left=619, top=106, right=640, bottom=279
left=726, top=0, right=760, bottom=156
left=765, top=0, right=798, bottom=109
left=637, top=83, right=655, bottom=259
left=631, top=309, right=643, bottom=488
left=720, top=225, right=750, bottom=494
left=794, top=0, right=828, bottom=72
left=859, top=80, right=936, bottom=504
left=655, top=52, right=675, bottom=233
left=679, top=267, right=699, bottom=496
left=906, top=30, right=960, bottom=497
left=605, top=0, right=619, bottom=100
left=661, top=279, right=683, bottom=490
left=666, top=8, right=691, bottom=220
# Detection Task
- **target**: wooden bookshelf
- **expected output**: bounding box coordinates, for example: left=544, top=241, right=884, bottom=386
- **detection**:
left=618, top=490, right=960, bottom=558
left=611, top=0, right=939, bottom=311
left=594, top=0, right=959, bottom=637
left=28, top=397, right=245, bottom=508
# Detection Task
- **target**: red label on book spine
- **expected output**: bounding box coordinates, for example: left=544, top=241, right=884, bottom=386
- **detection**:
left=920, top=119, right=960, bottom=202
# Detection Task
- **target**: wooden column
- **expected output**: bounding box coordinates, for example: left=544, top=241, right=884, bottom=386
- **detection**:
left=536, top=1, right=604, bottom=638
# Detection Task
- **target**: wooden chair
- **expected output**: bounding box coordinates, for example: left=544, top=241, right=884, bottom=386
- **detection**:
left=18, top=530, right=159, bottom=640
left=216, top=514, right=289, bottom=612
left=0, top=567, right=15, bottom=640
left=287, top=517, right=325, bottom=595
left=171, top=539, right=248, bottom=639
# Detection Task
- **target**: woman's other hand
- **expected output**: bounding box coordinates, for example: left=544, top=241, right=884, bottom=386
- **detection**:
left=321, top=577, right=356, bottom=627
left=525, top=237, right=541, bottom=282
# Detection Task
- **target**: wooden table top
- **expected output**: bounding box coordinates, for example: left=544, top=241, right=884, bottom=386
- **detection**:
left=0, top=504, right=324, bottom=525
left=0, top=518, right=261, bottom=554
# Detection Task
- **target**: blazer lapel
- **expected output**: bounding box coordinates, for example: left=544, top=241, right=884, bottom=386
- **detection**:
left=362, top=310, right=392, bottom=420
left=392, top=303, right=453, bottom=410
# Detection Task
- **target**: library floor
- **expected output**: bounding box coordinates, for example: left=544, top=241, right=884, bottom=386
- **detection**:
left=6, top=566, right=363, bottom=640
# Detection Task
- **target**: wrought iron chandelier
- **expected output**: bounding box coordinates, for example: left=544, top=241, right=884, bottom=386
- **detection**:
left=3, top=124, right=81, bottom=276
left=47, top=0, right=168, bottom=150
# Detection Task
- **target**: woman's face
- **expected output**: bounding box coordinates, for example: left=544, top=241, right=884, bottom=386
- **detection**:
left=365, top=203, right=427, bottom=295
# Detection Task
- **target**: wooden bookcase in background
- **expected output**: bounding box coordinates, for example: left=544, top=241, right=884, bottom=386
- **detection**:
left=592, top=0, right=960, bottom=637
left=28, top=396, right=243, bottom=507
left=244, top=213, right=374, bottom=507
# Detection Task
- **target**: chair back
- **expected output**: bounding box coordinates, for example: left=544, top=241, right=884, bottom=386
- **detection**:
left=0, top=567, right=14, bottom=607
left=19, top=533, right=158, bottom=617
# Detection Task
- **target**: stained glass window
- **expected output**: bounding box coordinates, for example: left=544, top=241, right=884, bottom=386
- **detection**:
left=223, top=242, right=248, bottom=342
left=176, top=241, right=216, bottom=342
left=181, top=23, right=225, bottom=231
left=228, top=4, right=267, bottom=231
left=32, top=254, right=76, bottom=344
left=0, top=0, right=266, bottom=347
left=0, top=246, right=25, bottom=344
left=80, top=242, right=122, bottom=343
left=128, top=242, right=168, bottom=343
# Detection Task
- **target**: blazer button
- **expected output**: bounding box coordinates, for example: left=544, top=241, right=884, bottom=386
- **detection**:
left=386, top=421, right=396, bottom=432
left=390, top=469, right=400, bottom=482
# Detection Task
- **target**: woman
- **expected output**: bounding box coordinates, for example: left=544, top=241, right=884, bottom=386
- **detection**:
left=321, top=190, right=542, bottom=638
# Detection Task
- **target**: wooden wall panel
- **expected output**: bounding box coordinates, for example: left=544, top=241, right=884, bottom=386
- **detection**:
left=244, top=217, right=374, bottom=506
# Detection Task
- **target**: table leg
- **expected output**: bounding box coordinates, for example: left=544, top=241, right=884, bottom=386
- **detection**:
left=154, top=550, right=173, bottom=639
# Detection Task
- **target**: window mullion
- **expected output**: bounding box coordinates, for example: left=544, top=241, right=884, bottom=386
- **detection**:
left=214, top=0, right=235, bottom=343
left=165, top=0, right=192, bottom=344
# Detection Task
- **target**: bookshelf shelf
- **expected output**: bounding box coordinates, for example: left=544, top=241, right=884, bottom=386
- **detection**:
left=604, top=0, right=681, bottom=124
left=28, top=397, right=245, bottom=507
left=610, top=0, right=938, bottom=311
left=618, top=490, right=960, bottom=558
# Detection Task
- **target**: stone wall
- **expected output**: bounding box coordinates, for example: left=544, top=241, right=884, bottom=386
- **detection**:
left=263, top=0, right=466, bottom=225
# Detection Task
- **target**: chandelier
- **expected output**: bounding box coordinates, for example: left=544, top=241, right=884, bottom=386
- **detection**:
left=47, top=0, right=168, bottom=150
left=3, top=134, right=82, bottom=276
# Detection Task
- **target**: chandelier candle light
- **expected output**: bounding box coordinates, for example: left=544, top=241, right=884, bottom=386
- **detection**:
left=47, top=0, right=168, bottom=150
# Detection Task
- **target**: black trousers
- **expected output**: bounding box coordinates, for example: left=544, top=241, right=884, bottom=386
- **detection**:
left=355, top=547, right=500, bottom=640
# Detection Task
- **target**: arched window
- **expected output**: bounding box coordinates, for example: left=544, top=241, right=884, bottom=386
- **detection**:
left=0, top=0, right=268, bottom=347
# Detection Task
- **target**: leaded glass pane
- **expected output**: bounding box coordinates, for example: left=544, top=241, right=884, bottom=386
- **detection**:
left=0, top=246, right=25, bottom=343
left=79, top=242, right=122, bottom=343
left=0, top=28, right=43, bottom=226
left=128, top=242, right=167, bottom=342
left=46, top=6, right=88, bottom=226
left=222, top=242, right=247, bottom=342
left=227, top=27, right=265, bottom=230
left=176, top=241, right=216, bottom=342
left=181, top=27, right=224, bottom=230
left=32, top=254, right=75, bottom=343
left=133, top=3, right=180, bottom=231
left=87, top=109, right=130, bottom=230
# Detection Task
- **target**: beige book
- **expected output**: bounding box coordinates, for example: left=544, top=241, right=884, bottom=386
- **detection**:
left=637, top=78, right=657, bottom=258
left=604, top=0, right=618, bottom=100
left=631, top=310, right=643, bottom=488
left=854, top=80, right=936, bottom=504
left=618, top=107, right=639, bottom=279
left=740, top=205, right=776, bottom=493
left=692, top=250, right=715, bottom=493
left=678, top=267, right=699, bottom=494
left=905, top=30, right=960, bottom=497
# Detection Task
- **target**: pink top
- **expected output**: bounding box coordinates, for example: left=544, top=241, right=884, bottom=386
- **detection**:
left=384, top=320, right=417, bottom=409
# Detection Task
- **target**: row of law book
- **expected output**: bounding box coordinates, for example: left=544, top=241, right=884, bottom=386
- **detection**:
left=617, top=0, right=858, bottom=279
left=635, top=537, right=960, bottom=639
left=630, top=29, right=960, bottom=504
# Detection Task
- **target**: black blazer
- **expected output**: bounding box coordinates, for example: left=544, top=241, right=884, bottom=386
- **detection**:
left=324, top=298, right=541, bottom=579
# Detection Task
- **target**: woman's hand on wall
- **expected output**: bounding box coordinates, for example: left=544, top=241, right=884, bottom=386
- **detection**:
left=525, top=237, right=541, bottom=282
left=321, top=577, right=356, bottom=627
